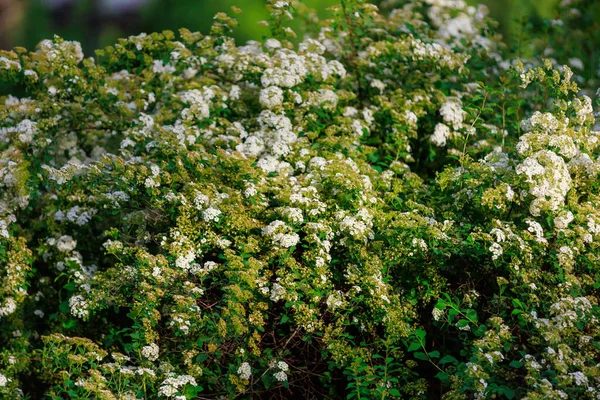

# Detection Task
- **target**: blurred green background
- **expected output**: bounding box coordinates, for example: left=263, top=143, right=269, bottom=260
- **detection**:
left=0, top=0, right=561, bottom=52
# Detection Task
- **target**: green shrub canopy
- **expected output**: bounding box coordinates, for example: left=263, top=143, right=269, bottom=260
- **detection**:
left=1, top=0, right=599, bottom=398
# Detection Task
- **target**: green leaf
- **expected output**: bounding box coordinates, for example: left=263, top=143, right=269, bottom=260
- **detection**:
left=509, top=360, right=523, bottom=368
left=415, top=329, right=426, bottom=341
left=428, top=350, right=440, bottom=359
left=435, top=299, right=447, bottom=309
left=407, top=342, right=421, bottom=352
left=503, top=387, right=515, bottom=399
left=59, top=300, right=69, bottom=314
left=414, top=352, right=428, bottom=361
left=62, top=319, right=77, bottom=329
left=466, top=309, right=478, bottom=322
left=456, top=319, right=469, bottom=328
left=439, top=355, right=458, bottom=365
left=435, top=372, right=450, bottom=382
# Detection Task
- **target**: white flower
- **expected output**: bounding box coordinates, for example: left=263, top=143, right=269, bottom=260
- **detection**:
left=490, top=228, right=506, bottom=242
left=24, top=69, right=38, bottom=79
left=281, top=207, right=303, bottom=224
left=568, top=57, right=584, bottom=71
left=554, top=210, right=574, bottom=229
left=270, top=283, right=286, bottom=302
left=568, top=371, right=588, bottom=386
left=326, top=291, right=345, bottom=310
left=262, top=220, right=299, bottom=248
left=439, top=97, right=466, bottom=129
left=277, top=361, right=289, bottom=372
left=244, top=184, right=257, bottom=198
left=430, top=123, right=451, bottom=147
left=203, top=207, right=222, bottom=222
left=238, top=362, right=252, bottom=380
left=557, top=246, right=575, bottom=271
left=318, top=89, right=338, bottom=108
left=158, top=375, right=197, bottom=397
left=526, top=220, right=547, bottom=243
left=299, top=38, right=326, bottom=54
left=69, top=295, right=89, bottom=319
left=370, top=79, right=386, bottom=92
left=175, top=251, right=196, bottom=271
left=489, top=242, right=503, bottom=260
left=273, top=371, right=288, bottom=382
left=0, top=373, right=7, bottom=387
left=141, top=343, right=160, bottom=361
left=103, top=239, right=123, bottom=253
left=265, top=38, right=281, bottom=50
left=405, top=110, right=418, bottom=126
left=137, top=368, right=156, bottom=377
left=0, top=298, right=17, bottom=317
left=229, top=85, right=241, bottom=100
left=275, top=233, right=299, bottom=248
left=517, top=150, right=571, bottom=216
left=260, top=86, right=284, bottom=109
left=56, top=235, right=77, bottom=252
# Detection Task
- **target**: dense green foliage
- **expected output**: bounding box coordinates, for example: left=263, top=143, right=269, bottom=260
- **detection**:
left=1, top=0, right=600, bottom=398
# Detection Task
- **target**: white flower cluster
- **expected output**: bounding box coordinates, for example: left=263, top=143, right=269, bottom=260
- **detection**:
left=489, top=242, right=503, bottom=261
left=0, top=297, right=17, bottom=317
left=533, top=295, right=593, bottom=343
left=0, top=215, right=15, bottom=238
left=102, top=239, right=124, bottom=253
left=270, top=360, right=289, bottom=382
left=338, top=208, right=374, bottom=241
left=0, top=119, right=37, bottom=143
left=54, top=206, right=96, bottom=225
left=409, top=38, right=469, bottom=70
left=42, top=162, right=90, bottom=185
left=516, top=150, right=572, bottom=216
left=553, top=210, right=574, bottom=229
left=141, top=343, right=160, bottom=361
left=556, top=245, right=575, bottom=272
left=175, top=250, right=196, bottom=271
left=439, top=97, right=466, bottom=129
left=189, top=261, right=218, bottom=276
left=144, top=163, right=162, bottom=188
left=38, top=38, right=84, bottom=63
left=158, top=375, right=197, bottom=397
left=326, top=290, right=345, bottom=311
left=262, top=220, right=300, bottom=249
left=259, top=86, right=284, bottom=109
left=202, top=207, right=222, bottom=223
left=68, top=295, right=89, bottom=319
left=280, top=207, right=303, bottom=225
left=237, top=362, right=252, bottom=380
left=270, top=282, right=286, bottom=302
left=430, top=123, right=452, bottom=147
left=169, top=315, right=191, bottom=334
left=178, top=88, right=212, bottom=121
left=47, top=235, right=77, bottom=253
left=235, top=111, right=298, bottom=173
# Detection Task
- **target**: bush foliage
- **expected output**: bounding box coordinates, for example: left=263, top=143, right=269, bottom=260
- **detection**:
left=1, top=0, right=600, bottom=398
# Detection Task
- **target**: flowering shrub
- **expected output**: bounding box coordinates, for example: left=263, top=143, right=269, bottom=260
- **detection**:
left=1, top=0, right=600, bottom=398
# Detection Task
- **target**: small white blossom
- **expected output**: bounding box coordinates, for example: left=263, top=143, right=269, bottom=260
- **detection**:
left=141, top=343, right=160, bottom=361
left=238, top=362, right=252, bottom=380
